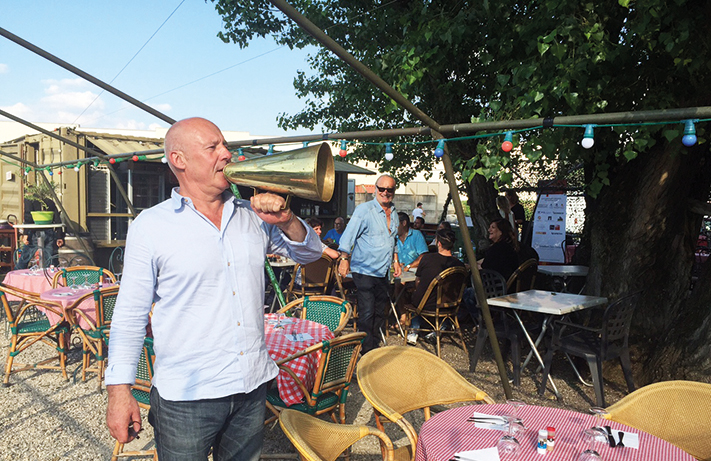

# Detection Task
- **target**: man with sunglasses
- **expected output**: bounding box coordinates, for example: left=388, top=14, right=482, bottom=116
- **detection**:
left=337, top=175, right=401, bottom=353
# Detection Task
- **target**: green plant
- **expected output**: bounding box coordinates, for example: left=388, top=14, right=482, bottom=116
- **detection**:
left=24, top=180, right=58, bottom=211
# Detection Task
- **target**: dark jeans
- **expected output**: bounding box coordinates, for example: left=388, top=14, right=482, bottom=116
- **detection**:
left=148, top=383, right=267, bottom=461
left=352, top=272, right=390, bottom=353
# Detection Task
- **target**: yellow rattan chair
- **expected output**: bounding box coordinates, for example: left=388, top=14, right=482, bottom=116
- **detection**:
left=505, top=258, right=538, bottom=293
left=356, top=346, right=495, bottom=461
left=279, top=409, right=395, bottom=461
left=51, top=265, right=117, bottom=288
left=605, top=380, right=711, bottom=460
left=1, top=283, right=69, bottom=386
left=285, top=255, right=336, bottom=302
left=278, top=295, right=352, bottom=336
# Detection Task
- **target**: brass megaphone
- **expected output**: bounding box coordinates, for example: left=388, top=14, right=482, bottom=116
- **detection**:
left=223, top=142, right=335, bottom=203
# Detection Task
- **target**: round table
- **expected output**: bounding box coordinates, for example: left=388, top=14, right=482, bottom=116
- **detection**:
left=415, top=404, right=695, bottom=461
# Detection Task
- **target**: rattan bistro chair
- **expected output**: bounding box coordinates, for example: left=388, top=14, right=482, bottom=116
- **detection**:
left=51, top=266, right=117, bottom=288
left=266, top=332, right=366, bottom=425
left=356, top=346, right=495, bottom=461
left=65, top=285, right=119, bottom=391
left=605, top=380, right=711, bottom=461
left=285, top=255, right=336, bottom=302
left=278, top=295, right=352, bottom=336
left=506, top=258, right=538, bottom=293
left=111, top=336, right=156, bottom=461
left=1, top=283, right=69, bottom=386
left=335, top=270, right=358, bottom=331
left=279, top=409, right=395, bottom=461
left=401, top=266, right=469, bottom=357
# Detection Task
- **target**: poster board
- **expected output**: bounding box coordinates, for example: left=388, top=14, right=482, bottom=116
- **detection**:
left=531, top=193, right=567, bottom=263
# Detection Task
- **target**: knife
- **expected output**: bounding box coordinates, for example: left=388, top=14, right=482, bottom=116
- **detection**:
left=604, top=426, right=617, bottom=447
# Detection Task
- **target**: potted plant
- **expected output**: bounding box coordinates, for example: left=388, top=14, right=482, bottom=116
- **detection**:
left=24, top=180, right=59, bottom=224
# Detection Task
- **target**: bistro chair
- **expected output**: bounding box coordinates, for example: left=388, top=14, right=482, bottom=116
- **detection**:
left=278, top=295, right=352, bottom=336
left=279, top=409, right=395, bottom=461
left=285, top=255, right=336, bottom=302
left=356, top=346, right=495, bottom=461
left=265, top=332, right=365, bottom=426
left=401, top=266, right=469, bottom=357
left=1, top=283, right=69, bottom=386
left=334, top=270, right=358, bottom=331
left=538, top=292, right=640, bottom=407
left=605, top=380, right=711, bottom=460
left=51, top=265, right=117, bottom=288
left=470, top=269, right=524, bottom=386
left=506, top=258, right=538, bottom=293
left=65, top=285, right=120, bottom=391
left=111, top=336, right=157, bottom=461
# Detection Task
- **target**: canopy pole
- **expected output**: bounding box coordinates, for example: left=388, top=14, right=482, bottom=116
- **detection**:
left=268, top=0, right=513, bottom=398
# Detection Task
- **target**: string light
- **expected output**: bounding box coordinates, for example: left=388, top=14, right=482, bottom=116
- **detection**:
left=109, top=158, right=116, bottom=164
left=237, top=148, right=246, bottom=161
left=132, top=155, right=139, bottom=162
left=161, top=156, right=168, bottom=163
left=501, top=131, right=514, bottom=152
left=267, top=144, right=275, bottom=156
left=339, top=140, right=348, bottom=157
left=581, top=124, right=595, bottom=149
left=384, top=143, right=394, bottom=161
left=434, top=139, right=445, bottom=158
left=302, top=141, right=310, bottom=148
left=682, top=119, right=698, bottom=147
left=74, top=165, right=80, bottom=172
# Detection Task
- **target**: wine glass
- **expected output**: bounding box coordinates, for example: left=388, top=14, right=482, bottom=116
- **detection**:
left=274, top=313, right=285, bottom=329
left=497, top=415, right=521, bottom=460
left=576, top=427, right=608, bottom=461
left=506, top=399, right=526, bottom=437
left=590, top=407, right=609, bottom=431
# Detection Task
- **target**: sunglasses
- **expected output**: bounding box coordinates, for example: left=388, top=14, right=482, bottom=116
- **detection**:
left=376, top=186, right=395, bottom=194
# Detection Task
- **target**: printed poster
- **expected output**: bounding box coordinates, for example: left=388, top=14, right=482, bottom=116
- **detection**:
left=531, top=193, right=567, bottom=263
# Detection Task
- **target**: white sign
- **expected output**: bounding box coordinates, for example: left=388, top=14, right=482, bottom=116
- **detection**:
left=531, top=193, right=567, bottom=263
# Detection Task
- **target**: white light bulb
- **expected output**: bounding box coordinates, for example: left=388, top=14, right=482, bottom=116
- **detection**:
left=385, top=153, right=394, bottom=161
left=161, top=156, right=168, bottom=163
left=74, top=166, right=80, bottom=172
left=581, top=137, right=595, bottom=149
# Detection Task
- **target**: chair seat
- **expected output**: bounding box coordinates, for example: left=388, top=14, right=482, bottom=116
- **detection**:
left=266, top=387, right=339, bottom=414
left=131, top=388, right=151, bottom=406
left=16, top=318, right=67, bottom=335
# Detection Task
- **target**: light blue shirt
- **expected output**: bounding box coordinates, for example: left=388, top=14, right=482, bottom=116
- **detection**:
left=338, top=199, right=398, bottom=278
left=397, top=228, right=428, bottom=266
left=323, top=228, right=343, bottom=245
left=105, top=189, right=322, bottom=401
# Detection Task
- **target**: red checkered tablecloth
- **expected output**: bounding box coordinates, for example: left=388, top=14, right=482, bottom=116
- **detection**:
left=264, top=314, right=335, bottom=406
left=416, top=404, right=695, bottom=461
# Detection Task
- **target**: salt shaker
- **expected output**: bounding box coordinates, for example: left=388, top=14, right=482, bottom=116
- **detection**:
left=537, top=429, right=548, bottom=454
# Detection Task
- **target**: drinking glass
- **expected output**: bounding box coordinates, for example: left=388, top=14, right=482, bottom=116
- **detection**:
left=576, top=427, right=608, bottom=461
left=590, top=407, right=609, bottom=431
left=506, top=399, right=526, bottom=437
left=496, top=415, right=520, bottom=460
left=275, top=313, right=285, bottom=329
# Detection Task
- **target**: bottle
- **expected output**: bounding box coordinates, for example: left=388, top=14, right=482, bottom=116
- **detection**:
left=546, top=426, right=555, bottom=452
left=537, top=429, right=548, bottom=454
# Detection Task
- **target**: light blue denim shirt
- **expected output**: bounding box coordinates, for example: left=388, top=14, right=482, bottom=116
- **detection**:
left=338, top=199, right=398, bottom=278
left=105, top=189, right=322, bottom=401
left=397, top=228, right=428, bottom=266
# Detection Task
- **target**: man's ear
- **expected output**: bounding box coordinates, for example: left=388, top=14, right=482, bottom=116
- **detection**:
left=169, top=150, right=187, bottom=170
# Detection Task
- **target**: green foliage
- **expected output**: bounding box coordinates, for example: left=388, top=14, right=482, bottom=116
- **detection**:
left=211, top=0, right=711, bottom=196
left=23, top=180, right=58, bottom=211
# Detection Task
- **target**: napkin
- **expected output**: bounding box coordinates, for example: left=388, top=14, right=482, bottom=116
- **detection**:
left=471, top=412, right=508, bottom=431
left=285, top=332, right=313, bottom=342
left=604, top=427, right=639, bottom=449
left=267, top=318, right=295, bottom=325
left=454, top=446, right=500, bottom=461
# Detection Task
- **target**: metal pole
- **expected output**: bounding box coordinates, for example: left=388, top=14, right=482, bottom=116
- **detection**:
left=0, top=27, right=176, bottom=125
left=268, top=0, right=513, bottom=397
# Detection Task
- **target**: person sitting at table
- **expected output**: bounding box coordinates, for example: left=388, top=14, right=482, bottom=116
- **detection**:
left=478, top=218, right=519, bottom=281
left=412, top=216, right=425, bottom=230
left=323, top=216, right=345, bottom=246
left=307, top=217, right=340, bottom=260
left=405, top=228, right=465, bottom=344
left=16, top=197, right=65, bottom=269
left=394, top=212, right=429, bottom=321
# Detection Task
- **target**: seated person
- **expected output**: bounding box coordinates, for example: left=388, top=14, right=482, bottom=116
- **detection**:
left=394, top=212, right=428, bottom=323
left=478, top=218, right=519, bottom=281
left=406, top=228, right=465, bottom=344
left=323, top=216, right=345, bottom=246
left=412, top=216, right=425, bottom=230
left=307, top=217, right=340, bottom=259
left=16, top=197, right=64, bottom=269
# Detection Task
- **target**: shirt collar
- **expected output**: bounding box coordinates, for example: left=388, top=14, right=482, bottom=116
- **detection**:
left=170, top=187, right=236, bottom=211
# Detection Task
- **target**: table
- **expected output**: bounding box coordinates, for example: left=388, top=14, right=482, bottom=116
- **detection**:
left=13, top=224, right=65, bottom=267
left=264, top=313, right=334, bottom=406
left=537, top=265, right=589, bottom=293
left=3, top=268, right=59, bottom=301
left=488, top=290, right=608, bottom=397
left=40, top=286, right=97, bottom=330
left=267, top=257, right=296, bottom=313
left=415, top=404, right=695, bottom=461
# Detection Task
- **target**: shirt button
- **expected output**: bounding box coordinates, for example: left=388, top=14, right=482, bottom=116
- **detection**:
left=233, top=291, right=236, bottom=296
left=228, top=262, right=231, bottom=266
left=240, top=351, right=244, bottom=355
left=237, top=322, right=241, bottom=326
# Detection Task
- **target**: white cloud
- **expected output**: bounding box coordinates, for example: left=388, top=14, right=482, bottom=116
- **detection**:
left=0, top=102, right=33, bottom=118
left=152, top=103, right=172, bottom=112
left=0, top=64, right=8, bottom=74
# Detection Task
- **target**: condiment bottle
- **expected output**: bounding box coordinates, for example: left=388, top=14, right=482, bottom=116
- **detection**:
left=537, top=429, right=548, bottom=454
left=546, top=426, right=556, bottom=451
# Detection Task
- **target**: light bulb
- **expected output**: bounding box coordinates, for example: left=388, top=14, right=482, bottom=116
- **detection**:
left=74, top=166, right=80, bottom=172
left=581, top=125, right=595, bottom=149
left=161, top=156, right=168, bottom=163
left=384, top=143, right=393, bottom=161
left=339, top=140, right=348, bottom=157
left=682, top=119, right=697, bottom=147
left=501, top=131, right=513, bottom=152
left=434, top=139, right=445, bottom=158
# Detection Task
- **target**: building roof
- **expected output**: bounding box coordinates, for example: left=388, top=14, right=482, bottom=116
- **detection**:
left=356, top=184, right=376, bottom=194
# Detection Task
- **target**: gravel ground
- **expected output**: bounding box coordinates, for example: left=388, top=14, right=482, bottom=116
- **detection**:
left=1, top=322, right=705, bottom=460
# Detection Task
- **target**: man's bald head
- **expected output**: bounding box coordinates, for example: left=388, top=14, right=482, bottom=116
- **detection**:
left=164, top=118, right=221, bottom=172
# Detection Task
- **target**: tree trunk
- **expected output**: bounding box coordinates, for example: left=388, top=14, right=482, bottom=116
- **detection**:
left=466, top=174, right=501, bottom=249
left=584, top=140, right=711, bottom=382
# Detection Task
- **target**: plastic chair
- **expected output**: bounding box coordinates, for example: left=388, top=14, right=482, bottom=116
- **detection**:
left=285, top=255, right=336, bottom=302
left=111, top=336, right=157, bottom=461
left=605, top=380, right=711, bottom=460
left=356, top=346, right=495, bottom=461
left=265, top=332, right=366, bottom=425
left=539, top=292, right=640, bottom=407
left=65, top=285, right=119, bottom=391
left=0, top=283, right=69, bottom=386
left=470, top=269, right=523, bottom=386
left=51, top=266, right=117, bottom=288
left=279, top=409, right=395, bottom=461
left=506, top=258, right=538, bottom=293
left=278, top=295, right=352, bottom=336
left=401, top=266, right=469, bottom=357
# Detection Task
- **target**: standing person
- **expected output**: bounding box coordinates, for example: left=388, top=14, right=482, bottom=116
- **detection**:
left=506, top=190, right=526, bottom=235
left=496, top=195, right=517, bottom=235
left=406, top=228, right=465, bottom=344
left=16, top=197, right=65, bottom=268
left=412, top=202, right=426, bottom=221
left=105, top=117, right=322, bottom=461
left=323, top=216, right=345, bottom=245
left=338, top=175, right=401, bottom=353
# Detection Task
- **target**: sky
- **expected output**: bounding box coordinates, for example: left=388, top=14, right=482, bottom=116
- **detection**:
left=0, top=1, right=319, bottom=137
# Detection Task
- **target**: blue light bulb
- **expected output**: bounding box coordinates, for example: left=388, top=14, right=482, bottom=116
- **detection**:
left=682, top=120, right=697, bottom=147
left=434, top=140, right=445, bottom=158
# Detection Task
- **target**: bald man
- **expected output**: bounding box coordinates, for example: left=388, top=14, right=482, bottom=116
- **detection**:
left=105, top=117, right=322, bottom=460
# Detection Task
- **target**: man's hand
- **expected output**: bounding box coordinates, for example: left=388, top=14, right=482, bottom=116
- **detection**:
left=338, top=258, right=350, bottom=277
left=251, top=193, right=307, bottom=241
left=393, top=263, right=402, bottom=278
left=56, top=238, right=64, bottom=248
left=106, top=384, right=142, bottom=443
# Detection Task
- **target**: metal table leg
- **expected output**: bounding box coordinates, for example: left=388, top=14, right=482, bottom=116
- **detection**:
left=512, top=310, right=560, bottom=398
